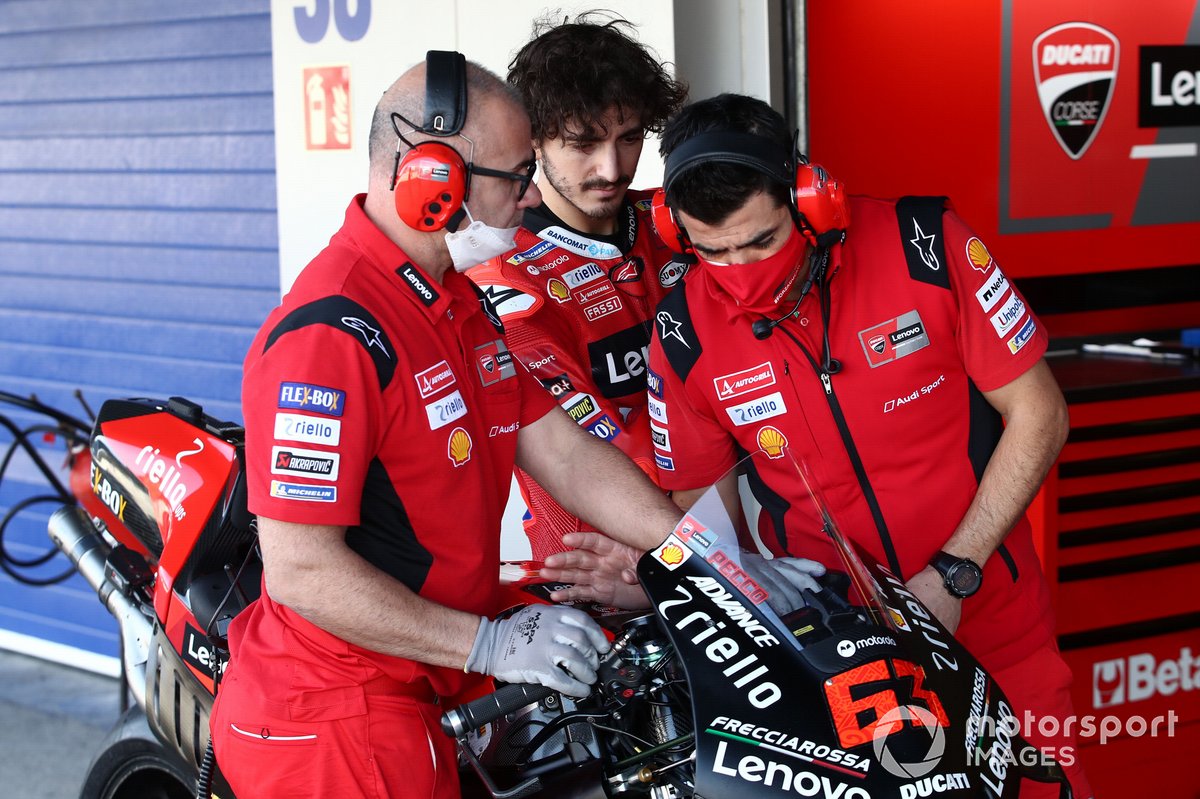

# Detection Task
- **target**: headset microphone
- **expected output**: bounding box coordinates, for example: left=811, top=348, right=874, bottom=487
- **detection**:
left=751, top=247, right=826, bottom=340
left=751, top=318, right=775, bottom=340
left=752, top=304, right=798, bottom=340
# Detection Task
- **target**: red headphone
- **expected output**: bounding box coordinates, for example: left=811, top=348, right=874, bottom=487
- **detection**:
left=391, top=51, right=471, bottom=232
left=650, top=131, right=849, bottom=255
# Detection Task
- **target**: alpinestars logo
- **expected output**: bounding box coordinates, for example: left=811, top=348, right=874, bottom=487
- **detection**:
left=1033, top=22, right=1119, bottom=159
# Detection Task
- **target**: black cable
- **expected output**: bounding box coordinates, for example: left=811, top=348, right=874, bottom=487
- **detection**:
left=0, top=396, right=88, bottom=586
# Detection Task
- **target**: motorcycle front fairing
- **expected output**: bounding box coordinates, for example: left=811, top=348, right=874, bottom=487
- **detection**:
left=637, top=449, right=1071, bottom=799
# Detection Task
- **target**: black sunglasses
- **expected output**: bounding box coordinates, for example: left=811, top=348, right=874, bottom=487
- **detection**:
left=470, top=160, right=537, bottom=201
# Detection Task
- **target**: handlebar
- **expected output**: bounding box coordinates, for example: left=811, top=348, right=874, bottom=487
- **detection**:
left=441, top=682, right=554, bottom=738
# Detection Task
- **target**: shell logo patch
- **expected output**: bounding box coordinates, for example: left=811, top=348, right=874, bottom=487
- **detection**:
left=447, top=427, right=472, bottom=467
left=653, top=534, right=693, bottom=570
left=547, top=278, right=570, bottom=303
left=965, top=237, right=994, bottom=274
left=757, top=426, right=788, bottom=459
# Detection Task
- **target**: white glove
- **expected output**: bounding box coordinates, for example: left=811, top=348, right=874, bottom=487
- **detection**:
left=739, top=553, right=827, bottom=615
left=465, top=605, right=610, bottom=697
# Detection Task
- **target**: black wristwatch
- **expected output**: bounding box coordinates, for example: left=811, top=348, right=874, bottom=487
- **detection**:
left=930, top=551, right=983, bottom=598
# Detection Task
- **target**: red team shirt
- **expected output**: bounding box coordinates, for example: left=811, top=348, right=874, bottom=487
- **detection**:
left=236, top=195, right=555, bottom=698
left=470, top=191, right=685, bottom=557
left=650, top=196, right=1053, bottom=670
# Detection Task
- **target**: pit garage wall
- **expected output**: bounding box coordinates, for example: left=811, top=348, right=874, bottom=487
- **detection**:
left=0, top=2, right=279, bottom=669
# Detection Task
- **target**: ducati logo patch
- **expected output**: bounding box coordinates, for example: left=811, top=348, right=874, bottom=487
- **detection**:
left=1033, top=22, right=1119, bottom=159
left=858, top=310, right=931, bottom=368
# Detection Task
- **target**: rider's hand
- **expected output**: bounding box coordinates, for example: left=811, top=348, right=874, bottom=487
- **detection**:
left=739, top=553, right=826, bottom=615
left=541, top=532, right=650, bottom=609
left=465, top=605, right=610, bottom=697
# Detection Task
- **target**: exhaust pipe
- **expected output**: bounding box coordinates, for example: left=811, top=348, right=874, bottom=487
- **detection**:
left=48, top=504, right=153, bottom=709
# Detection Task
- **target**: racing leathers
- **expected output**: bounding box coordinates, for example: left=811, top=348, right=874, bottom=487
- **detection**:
left=470, top=191, right=687, bottom=559
left=649, top=195, right=1091, bottom=799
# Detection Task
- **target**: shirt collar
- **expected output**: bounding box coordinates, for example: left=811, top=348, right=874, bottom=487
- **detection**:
left=337, top=194, right=461, bottom=323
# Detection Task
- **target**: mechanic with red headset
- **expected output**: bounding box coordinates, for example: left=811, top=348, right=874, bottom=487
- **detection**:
left=469, top=14, right=688, bottom=559
left=562, top=93, right=1093, bottom=798
left=208, top=53, right=699, bottom=799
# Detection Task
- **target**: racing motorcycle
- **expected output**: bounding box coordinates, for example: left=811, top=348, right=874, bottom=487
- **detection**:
left=1, top=390, right=1073, bottom=798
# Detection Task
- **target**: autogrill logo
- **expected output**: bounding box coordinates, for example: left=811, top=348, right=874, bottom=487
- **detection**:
left=415, top=360, right=455, bottom=399
left=575, top=283, right=615, bottom=304
left=714, top=362, right=776, bottom=400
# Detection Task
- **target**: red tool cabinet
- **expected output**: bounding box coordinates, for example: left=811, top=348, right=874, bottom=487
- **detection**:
left=1033, top=355, right=1200, bottom=797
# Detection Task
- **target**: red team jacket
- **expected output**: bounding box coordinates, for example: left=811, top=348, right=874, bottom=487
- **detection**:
left=649, top=195, right=1056, bottom=670
left=234, top=196, right=555, bottom=700
left=470, top=191, right=686, bottom=558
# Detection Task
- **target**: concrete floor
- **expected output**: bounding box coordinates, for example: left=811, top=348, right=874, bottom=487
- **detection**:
left=0, top=649, right=122, bottom=799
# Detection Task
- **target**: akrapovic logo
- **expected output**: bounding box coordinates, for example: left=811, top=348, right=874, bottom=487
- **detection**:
left=1093, top=647, right=1199, bottom=708
left=272, top=446, right=339, bottom=481
left=1033, top=22, right=1119, bottom=159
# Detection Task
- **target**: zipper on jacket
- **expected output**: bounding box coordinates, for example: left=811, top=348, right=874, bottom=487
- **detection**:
left=777, top=324, right=904, bottom=576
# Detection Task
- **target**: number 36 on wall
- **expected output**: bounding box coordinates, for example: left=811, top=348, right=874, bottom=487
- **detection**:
left=294, top=0, right=371, bottom=43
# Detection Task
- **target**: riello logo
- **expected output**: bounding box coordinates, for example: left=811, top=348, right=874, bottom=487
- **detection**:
left=1033, top=22, right=1119, bottom=159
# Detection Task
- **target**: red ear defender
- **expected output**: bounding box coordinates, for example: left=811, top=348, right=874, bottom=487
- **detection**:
left=393, top=140, right=469, bottom=232
left=793, top=162, right=850, bottom=247
left=650, top=188, right=694, bottom=256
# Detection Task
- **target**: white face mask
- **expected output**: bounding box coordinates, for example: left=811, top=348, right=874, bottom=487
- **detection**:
left=444, top=205, right=519, bottom=272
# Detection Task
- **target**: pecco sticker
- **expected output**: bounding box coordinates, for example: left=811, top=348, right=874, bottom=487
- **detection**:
left=1033, top=23, right=1119, bottom=159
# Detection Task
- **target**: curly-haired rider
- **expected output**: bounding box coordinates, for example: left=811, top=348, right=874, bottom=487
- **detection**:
left=470, top=14, right=689, bottom=559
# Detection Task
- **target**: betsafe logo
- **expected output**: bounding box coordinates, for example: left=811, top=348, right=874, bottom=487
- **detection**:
left=1093, top=646, right=1199, bottom=708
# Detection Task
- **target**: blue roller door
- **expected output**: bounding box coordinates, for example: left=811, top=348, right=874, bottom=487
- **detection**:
left=0, top=1, right=278, bottom=665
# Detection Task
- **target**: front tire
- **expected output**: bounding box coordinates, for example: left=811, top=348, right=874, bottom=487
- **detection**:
left=79, top=706, right=194, bottom=799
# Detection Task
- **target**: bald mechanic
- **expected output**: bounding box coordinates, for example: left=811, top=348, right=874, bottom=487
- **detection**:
left=470, top=14, right=688, bottom=559
left=209, top=59, right=815, bottom=799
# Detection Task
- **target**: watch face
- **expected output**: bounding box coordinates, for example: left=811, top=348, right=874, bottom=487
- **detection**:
left=947, top=561, right=981, bottom=596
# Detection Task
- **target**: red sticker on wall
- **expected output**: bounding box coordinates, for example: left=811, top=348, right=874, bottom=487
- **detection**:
left=303, top=66, right=352, bottom=150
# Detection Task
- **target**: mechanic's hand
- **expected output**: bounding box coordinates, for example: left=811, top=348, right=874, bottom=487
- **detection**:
left=465, top=605, right=610, bottom=697
left=739, top=553, right=827, bottom=615
left=541, top=532, right=650, bottom=609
